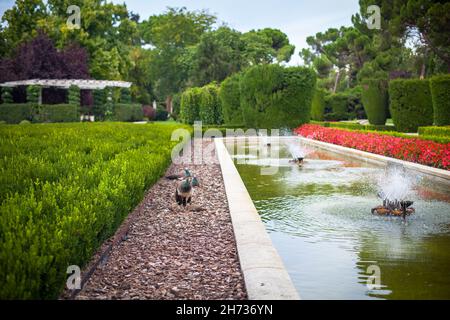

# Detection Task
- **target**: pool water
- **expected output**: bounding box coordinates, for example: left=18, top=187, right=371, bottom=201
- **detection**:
left=229, top=138, right=450, bottom=300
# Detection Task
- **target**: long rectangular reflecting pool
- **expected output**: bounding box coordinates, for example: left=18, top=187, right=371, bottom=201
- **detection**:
left=226, top=137, right=450, bottom=300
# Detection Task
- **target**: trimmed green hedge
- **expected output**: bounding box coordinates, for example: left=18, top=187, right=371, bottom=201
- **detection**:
left=93, top=89, right=106, bottom=106
left=430, top=75, right=450, bottom=126
left=311, top=122, right=449, bottom=144
left=180, top=87, right=202, bottom=124
left=155, top=107, right=169, bottom=121
left=327, top=93, right=348, bottom=113
left=311, top=88, right=326, bottom=121
left=0, top=104, right=33, bottom=124
left=199, top=84, right=222, bottom=125
left=361, top=130, right=450, bottom=144
left=324, top=93, right=350, bottom=121
left=113, top=103, right=143, bottom=122
left=172, top=93, right=181, bottom=119
left=418, top=126, right=450, bottom=137
left=68, top=86, right=80, bottom=106
left=240, top=64, right=316, bottom=128
left=26, top=86, right=41, bottom=104
left=220, top=73, right=242, bottom=125
left=323, top=112, right=353, bottom=121
left=311, top=121, right=397, bottom=132
left=34, top=104, right=79, bottom=123
left=120, top=88, right=132, bottom=104
left=361, top=79, right=389, bottom=125
left=1, top=88, right=13, bottom=104
left=92, top=90, right=107, bottom=120
left=0, top=123, right=191, bottom=299
left=419, top=135, right=450, bottom=144
left=0, top=104, right=79, bottom=123
left=389, top=79, right=433, bottom=132
left=104, top=87, right=114, bottom=117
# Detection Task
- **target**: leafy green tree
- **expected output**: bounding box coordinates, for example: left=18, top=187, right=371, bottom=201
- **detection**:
left=128, top=47, right=155, bottom=104
left=313, top=55, right=334, bottom=79
left=355, top=0, right=450, bottom=75
left=301, top=26, right=374, bottom=92
left=401, top=1, right=450, bottom=72
left=242, top=28, right=295, bottom=64
left=140, top=7, right=216, bottom=101
left=1, top=0, right=140, bottom=83
left=140, top=7, right=215, bottom=49
left=189, top=27, right=245, bottom=87
left=0, top=0, right=48, bottom=57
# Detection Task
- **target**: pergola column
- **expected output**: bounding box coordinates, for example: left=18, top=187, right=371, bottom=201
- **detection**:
left=38, top=87, right=42, bottom=105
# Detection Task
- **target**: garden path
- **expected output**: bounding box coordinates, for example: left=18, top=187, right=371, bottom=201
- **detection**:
left=72, top=140, right=247, bottom=300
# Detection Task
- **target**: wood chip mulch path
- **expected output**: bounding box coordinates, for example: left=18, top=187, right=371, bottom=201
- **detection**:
left=71, top=139, right=247, bottom=300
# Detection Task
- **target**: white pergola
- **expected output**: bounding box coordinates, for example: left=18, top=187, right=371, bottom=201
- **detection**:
left=0, top=79, right=132, bottom=90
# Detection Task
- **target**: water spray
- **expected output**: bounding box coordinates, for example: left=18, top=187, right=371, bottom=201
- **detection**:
left=371, top=164, right=416, bottom=220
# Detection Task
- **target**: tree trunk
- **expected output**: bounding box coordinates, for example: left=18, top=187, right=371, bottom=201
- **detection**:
left=333, top=69, right=341, bottom=94
left=419, top=62, right=426, bottom=80
left=165, top=96, right=172, bottom=114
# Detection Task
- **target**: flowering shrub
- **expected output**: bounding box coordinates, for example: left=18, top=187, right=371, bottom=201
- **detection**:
left=295, top=124, right=450, bottom=170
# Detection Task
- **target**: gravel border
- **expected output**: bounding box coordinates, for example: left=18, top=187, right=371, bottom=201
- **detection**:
left=66, top=139, right=247, bottom=300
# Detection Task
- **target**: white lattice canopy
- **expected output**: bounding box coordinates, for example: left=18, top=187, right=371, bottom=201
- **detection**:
left=0, top=79, right=132, bottom=90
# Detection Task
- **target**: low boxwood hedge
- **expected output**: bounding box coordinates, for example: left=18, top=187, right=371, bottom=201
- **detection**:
left=113, top=103, right=144, bottom=122
left=0, top=103, right=34, bottom=124
left=0, top=123, right=191, bottom=299
left=310, top=121, right=397, bottom=132
left=34, top=104, right=79, bottom=123
left=309, top=122, right=449, bottom=144
left=418, top=126, right=450, bottom=137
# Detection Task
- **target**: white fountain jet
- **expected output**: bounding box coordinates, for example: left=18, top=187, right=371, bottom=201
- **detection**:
left=258, top=130, right=270, bottom=146
left=287, top=143, right=306, bottom=160
left=377, top=165, right=415, bottom=203
left=255, top=129, right=280, bottom=175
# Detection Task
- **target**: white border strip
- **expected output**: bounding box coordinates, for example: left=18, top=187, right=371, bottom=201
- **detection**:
left=298, top=137, right=450, bottom=182
left=214, top=138, right=300, bottom=300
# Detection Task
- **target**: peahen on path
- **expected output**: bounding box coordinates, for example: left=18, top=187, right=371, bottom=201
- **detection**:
left=174, top=175, right=201, bottom=208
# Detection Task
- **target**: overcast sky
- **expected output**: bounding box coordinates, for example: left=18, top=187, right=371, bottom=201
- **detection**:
left=1, top=0, right=360, bottom=65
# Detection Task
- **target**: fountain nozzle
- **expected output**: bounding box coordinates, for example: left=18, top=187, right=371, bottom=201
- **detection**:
left=289, top=157, right=304, bottom=166
left=372, top=199, right=415, bottom=219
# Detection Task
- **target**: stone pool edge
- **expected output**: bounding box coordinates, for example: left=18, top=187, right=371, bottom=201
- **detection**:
left=298, top=137, right=450, bottom=182
left=214, top=138, right=300, bottom=300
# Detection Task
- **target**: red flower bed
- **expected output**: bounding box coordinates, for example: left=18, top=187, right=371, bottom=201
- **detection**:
left=295, top=124, right=450, bottom=170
